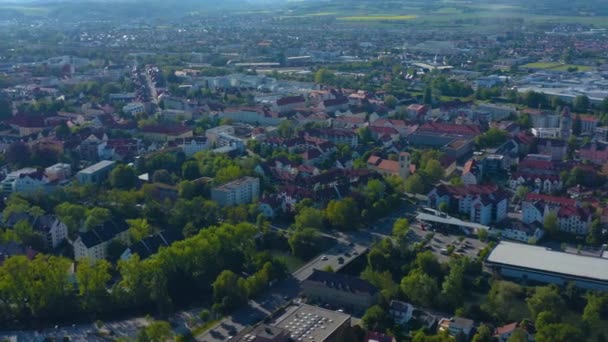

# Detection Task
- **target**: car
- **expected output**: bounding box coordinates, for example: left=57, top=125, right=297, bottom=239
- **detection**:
left=338, top=257, right=344, bottom=264
left=353, top=251, right=359, bottom=255
left=348, top=242, right=355, bottom=247
left=440, top=248, right=449, bottom=255
left=344, top=252, right=351, bottom=257
left=320, top=256, right=328, bottom=261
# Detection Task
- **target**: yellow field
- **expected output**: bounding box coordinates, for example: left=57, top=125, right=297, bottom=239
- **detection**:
left=338, top=15, right=417, bottom=21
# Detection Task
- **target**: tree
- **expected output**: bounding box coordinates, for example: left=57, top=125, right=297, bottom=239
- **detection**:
left=415, top=251, right=442, bottom=279
left=572, top=114, right=582, bottom=136
left=212, top=270, right=247, bottom=313
left=0, top=98, right=12, bottom=121
left=384, top=95, right=397, bottom=109
left=472, top=324, right=492, bottom=342
left=277, top=120, right=296, bottom=138
left=441, top=259, right=466, bottom=309
left=423, top=87, right=433, bottom=105
left=543, top=212, right=559, bottom=236
left=294, top=207, right=324, bottom=230
left=586, top=219, right=603, bottom=246
left=507, top=329, right=530, bottom=342
left=358, top=126, right=373, bottom=144
left=583, top=293, right=604, bottom=326
left=55, top=203, right=87, bottom=234
left=181, top=160, right=201, bottom=180
left=137, top=320, right=173, bottom=342
left=400, top=270, right=439, bottom=307
left=515, top=186, right=530, bottom=201
left=392, top=218, right=409, bottom=241
left=404, top=174, right=425, bottom=194
left=483, top=281, right=524, bottom=322
left=423, top=159, right=444, bottom=183
left=527, top=286, right=565, bottom=320
left=128, top=218, right=152, bottom=242
left=438, top=202, right=449, bottom=213
left=476, top=128, right=509, bottom=149
left=84, top=207, right=111, bottom=230
left=152, top=169, right=172, bottom=184
left=215, top=165, right=242, bottom=185
left=76, top=259, right=111, bottom=312
left=573, top=95, right=590, bottom=113
left=325, top=198, right=359, bottom=230
left=362, top=305, right=391, bottom=331
left=5, top=141, right=30, bottom=168
left=109, top=164, right=138, bottom=190
left=199, top=309, right=210, bottom=322
left=536, top=323, right=582, bottom=342
left=288, top=228, right=323, bottom=259
left=314, top=68, right=335, bottom=84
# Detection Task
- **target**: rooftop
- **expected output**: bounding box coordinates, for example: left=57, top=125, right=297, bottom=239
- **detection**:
left=77, top=160, right=116, bottom=175
left=416, top=212, right=490, bottom=231
left=273, top=304, right=351, bottom=342
left=486, top=241, right=608, bottom=282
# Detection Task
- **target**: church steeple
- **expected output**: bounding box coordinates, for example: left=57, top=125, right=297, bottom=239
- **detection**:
left=560, top=106, right=572, bottom=140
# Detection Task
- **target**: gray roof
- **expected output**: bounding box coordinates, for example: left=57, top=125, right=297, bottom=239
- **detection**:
left=486, top=241, right=608, bottom=282
left=78, top=160, right=116, bottom=175
left=416, top=212, right=489, bottom=230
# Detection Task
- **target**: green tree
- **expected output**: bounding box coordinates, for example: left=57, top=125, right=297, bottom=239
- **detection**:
left=392, top=218, right=409, bottom=241
left=400, top=270, right=439, bottom=307
left=415, top=251, right=442, bottom=279
left=181, top=160, right=201, bottom=180
left=506, top=329, right=530, bottom=342
left=137, top=320, right=173, bottom=342
left=84, top=207, right=111, bottom=230
left=423, top=159, right=444, bottom=183
left=55, top=203, right=87, bottom=234
left=527, top=286, right=565, bottom=320
left=128, top=218, right=152, bottom=242
left=294, top=207, right=324, bottom=230
left=536, top=323, right=582, bottom=342
left=515, top=186, right=530, bottom=201
left=152, top=169, right=173, bottom=184
left=472, top=324, right=492, bottom=342
left=573, top=95, right=590, bottom=113
left=476, top=128, right=509, bottom=148
left=384, top=95, right=397, bottom=109
left=423, top=87, right=433, bottom=105
left=212, top=270, right=248, bottom=313
left=325, top=198, right=359, bottom=230
left=109, top=164, right=138, bottom=190
left=441, top=259, right=466, bottom=309
left=288, top=228, right=322, bottom=259
left=404, top=174, right=425, bottom=194
left=586, top=219, right=603, bottom=246
left=362, top=305, right=391, bottom=331
left=483, top=281, right=524, bottom=322
left=314, top=68, right=335, bottom=84
left=543, top=212, right=559, bottom=236
left=277, top=120, right=296, bottom=138
left=215, top=165, right=242, bottom=185
left=76, top=259, right=111, bottom=312
left=583, top=293, right=604, bottom=327
left=0, top=98, right=12, bottom=121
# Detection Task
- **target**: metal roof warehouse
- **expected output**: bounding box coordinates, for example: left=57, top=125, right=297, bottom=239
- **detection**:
left=486, top=241, right=608, bottom=290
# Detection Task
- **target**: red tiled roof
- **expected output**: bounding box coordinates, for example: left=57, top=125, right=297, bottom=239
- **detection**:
left=494, top=322, right=518, bottom=336
left=277, top=96, right=306, bottom=106
left=418, top=122, right=481, bottom=136
left=377, top=159, right=399, bottom=173
left=141, top=124, right=192, bottom=135
left=525, top=193, right=576, bottom=206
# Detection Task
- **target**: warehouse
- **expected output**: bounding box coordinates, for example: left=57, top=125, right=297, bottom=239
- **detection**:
left=485, top=241, right=608, bottom=291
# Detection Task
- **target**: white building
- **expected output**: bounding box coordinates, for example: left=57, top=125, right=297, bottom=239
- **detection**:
left=34, top=215, right=69, bottom=249
left=1, top=168, right=49, bottom=195
left=122, top=102, right=146, bottom=116
left=211, top=177, right=260, bottom=207
left=500, top=222, right=544, bottom=243
left=389, top=300, right=414, bottom=326
left=73, top=221, right=129, bottom=262
left=522, top=193, right=592, bottom=236
left=45, top=163, right=72, bottom=182
left=427, top=184, right=509, bottom=225
left=176, top=137, right=209, bottom=157
left=76, top=160, right=117, bottom=184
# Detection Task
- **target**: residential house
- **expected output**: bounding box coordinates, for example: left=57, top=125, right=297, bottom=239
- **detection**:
left=302, top=269, right=379, bottom=312
left=475, top=103, right=516, bottom=121
left=320, top=97, right=349, bottom=113
left=305, top=128, right=358, bottom=148
left=367, top=152, right=411, bottom=180
left=120, top=230, right=180, bottom=260
left=461, top=159, right=483, bottom=185
left=437, top=317, right=475, bottom=338
left=140, top=124, right=193, bottom=142
left=579, top=115, right=599, bottom=135
left=522, top=193, right=592, bottom=235
left=501, top=221, right=544, bottom=243
left=205, top=125, right=236, bottom=144
left=211, top=177, right=260, bottom=207
left=536, top=138, right=567, bottom=161
left=427, top=184, right=509, bottom=225
left=389, top=300, right=414, bottom=326
left=0, top=242, right=37, bottom=265
left=44, top=163, right=72, bottom=182
left=73, top=220, right=130, bottom=262
left=174, top=137, right=209, bottom=157
left=33, top=215, right=68, bottom=249
left=579, top=141, right=608, bottom=165
left=1, top=168, right=49, bottom=195
left=6, top=115, right=45, bottom=136
left=219, top=107, right=285, bottom=126
left=406, top=104, right=428, bottom=121
left=275, top=95, right=306, bottom=113
left=494, top=322, right=534, bottom=342
left=408, top=123, right=479, bottom=159
left=364, top=332, right=396, bottom=342
left=122, top=102, right=146, bottom=116
left=76, top=160, right=117, bottom=184
left=370, top=119, right=418, bottom=138
left=332, top=115, right=367, bottom=129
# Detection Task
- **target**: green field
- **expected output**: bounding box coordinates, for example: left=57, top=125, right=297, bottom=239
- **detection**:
left=521, top=62, right=593, bottom=71
left=337, top=15, right=417, bottom=21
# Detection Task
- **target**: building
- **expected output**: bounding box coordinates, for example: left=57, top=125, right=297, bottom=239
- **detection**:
left=1, top=168, right=48, bottom=195
left=536, top=138, right=567, bottom=161
left=271, top=304, right=351, bottom=342
left=33, top=215, right=68, bottom=249
left=522, top=193, right=592, bottom=236
left=76, top=160, right=117, bottom=184
left=73, top=220, right=129, bottom=262
left=365, top=332, right=396, bottom=342
left=389, top=300, right=414, bottom=326
left=494, top=322, right=534, bottom=342
left=437, top=317, right=475, bottom=338
left=235, top=324, right=290, bottom=342
left=579, top=141, right=608, bottom=165
left=427, top=184, right=509, bottom=225
left=205, top=125, right=236, bottom=144
left=219, top=107, right=285, bottom=126
left=500, top=221, right=544, bottom=243
left=175, top=137, right=209, bottom=157
left=275, top=95, right=306, bottom=113
left=461, top=159, right=482, bottom=185
left=211, top=177, right=260, bottom=207
left=121, top=230, right=180, bottom=260
left=45, top=163, right=72, bottom=182
left=140, top=124, right=194, bottom=142
left=301, top=269, right=378, bottom=312
left=486, top=241, right=608, bottom=290
left=122, top=102, right=146, bottom=116
left=559, top=106, right=572, bottom=140
left=366, top=152, right=411, bottom=180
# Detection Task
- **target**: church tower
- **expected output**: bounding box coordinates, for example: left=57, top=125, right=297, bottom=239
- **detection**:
left=399, top=152, right=411, bottom=180
left=560, top=106, right=572, bottom=140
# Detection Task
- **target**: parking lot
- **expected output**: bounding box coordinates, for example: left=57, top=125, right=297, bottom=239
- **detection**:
left=409, top=222, right=488, bottom=262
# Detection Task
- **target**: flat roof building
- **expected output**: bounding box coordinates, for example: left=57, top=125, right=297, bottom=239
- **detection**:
left=211, top=177, right=260, bottom=207
left=76, top=160, right=117, bottom=184
left=273, top=304, right=351, bottom=342
left=485, top=241, right=608, bottom=290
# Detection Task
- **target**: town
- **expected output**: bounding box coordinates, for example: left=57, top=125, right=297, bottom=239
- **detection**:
left=0, top=0, right=608, bottom=341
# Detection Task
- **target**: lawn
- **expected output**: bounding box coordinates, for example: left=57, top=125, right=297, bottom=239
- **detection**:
left=521, top=62, right=593, bottom=71
left=337, top=15, right=417, bottom=21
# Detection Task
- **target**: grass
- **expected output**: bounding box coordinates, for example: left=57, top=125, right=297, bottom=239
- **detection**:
left=191, top=318, right=223, bottom=336
left=337, top=15, right=417, bottom=21
left=521, top=62, right=593, bottom=71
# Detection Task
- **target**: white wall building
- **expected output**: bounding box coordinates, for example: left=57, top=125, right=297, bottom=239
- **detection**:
left=211, top=177, right=260, bottom=207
